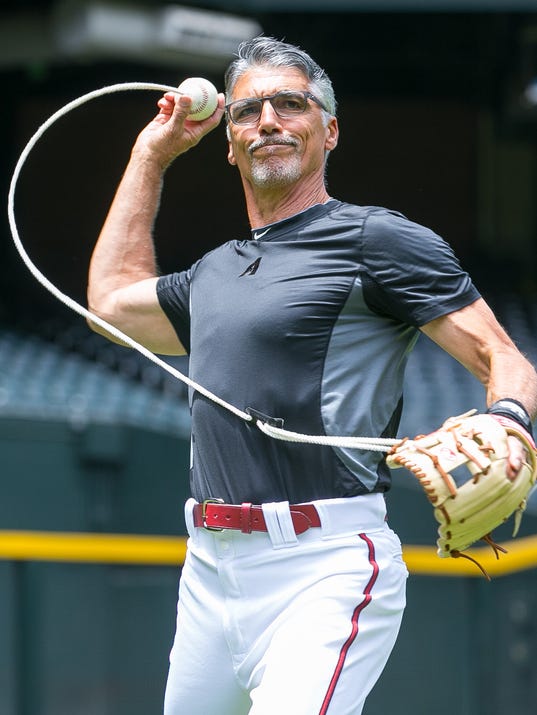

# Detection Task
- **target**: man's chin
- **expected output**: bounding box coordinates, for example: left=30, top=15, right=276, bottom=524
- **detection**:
left=250, top=159, right=302, bottom=188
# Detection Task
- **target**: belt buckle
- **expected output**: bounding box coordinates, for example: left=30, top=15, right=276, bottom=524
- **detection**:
left=201, top=498, right=225, bottom=531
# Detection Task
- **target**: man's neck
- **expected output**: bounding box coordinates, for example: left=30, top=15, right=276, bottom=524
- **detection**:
left=244, top=179, right=331, bottom=229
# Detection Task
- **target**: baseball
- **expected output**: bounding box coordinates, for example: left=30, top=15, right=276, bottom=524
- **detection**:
left=177, top=77, right=218, bottom=121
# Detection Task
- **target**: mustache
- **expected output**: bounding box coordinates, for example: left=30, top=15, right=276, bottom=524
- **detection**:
left=248, top=137, right=298, bottom=154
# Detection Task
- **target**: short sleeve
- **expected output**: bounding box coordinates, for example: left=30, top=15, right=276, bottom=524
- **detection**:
left=156, top=269, right=192, bottom=353
left=360, top=210, right=480, bottom=327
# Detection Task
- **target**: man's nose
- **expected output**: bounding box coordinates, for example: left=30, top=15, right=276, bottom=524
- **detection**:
left=258, top=99, right=282, bottom=132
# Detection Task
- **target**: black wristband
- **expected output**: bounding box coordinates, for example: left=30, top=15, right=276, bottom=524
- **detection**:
left=486, top=398, right=533, bottom=437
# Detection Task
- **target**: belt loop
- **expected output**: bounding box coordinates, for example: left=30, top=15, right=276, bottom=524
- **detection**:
left=184, top=498, right=197, bottom=538
left=240, top=502, right=253, bottom=533
left=261, top=502, right=299, bottom=549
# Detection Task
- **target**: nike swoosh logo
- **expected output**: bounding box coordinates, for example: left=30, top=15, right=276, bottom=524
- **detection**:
left=253, top=227, right=271, bottom=240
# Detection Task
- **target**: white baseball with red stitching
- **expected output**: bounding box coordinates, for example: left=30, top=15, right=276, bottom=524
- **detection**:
left=177, top=77, right=218, bottom=120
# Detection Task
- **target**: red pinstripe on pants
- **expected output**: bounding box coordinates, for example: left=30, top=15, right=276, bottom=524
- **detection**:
left=319, top=533, right=380, bottom=714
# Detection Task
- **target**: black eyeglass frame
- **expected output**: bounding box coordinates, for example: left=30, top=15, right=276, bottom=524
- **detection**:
left=225, top=90, right=329, bottom=125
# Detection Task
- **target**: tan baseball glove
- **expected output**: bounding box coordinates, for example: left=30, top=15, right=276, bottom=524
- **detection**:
left=387, top=410, right=537, bottom=578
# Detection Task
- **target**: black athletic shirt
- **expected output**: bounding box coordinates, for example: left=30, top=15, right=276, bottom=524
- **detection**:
left=157, top=200, right=480, bottom=504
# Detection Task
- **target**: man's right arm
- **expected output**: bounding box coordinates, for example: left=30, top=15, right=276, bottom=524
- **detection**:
left=87, top=90, right=225, bottom=355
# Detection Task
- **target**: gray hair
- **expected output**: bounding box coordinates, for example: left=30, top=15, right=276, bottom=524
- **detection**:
left=224, top=36, right=337, bottom=120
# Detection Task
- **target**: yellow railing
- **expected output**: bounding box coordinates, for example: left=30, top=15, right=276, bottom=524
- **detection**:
left=0, top=530, right=536, bottom=577
left=0, top=530, right=188, bottom=565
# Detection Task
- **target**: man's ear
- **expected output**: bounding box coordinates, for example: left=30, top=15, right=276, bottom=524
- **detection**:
left=227, top=141, right=237, bottom=166
left=325, top=117, right=339, bottom=152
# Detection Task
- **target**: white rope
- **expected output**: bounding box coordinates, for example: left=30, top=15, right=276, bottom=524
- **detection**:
left=256, top=421, right=399, bottom=451
left=7, top=82, right=252, bottom=423
left=7, top=81, right=397, bottom=454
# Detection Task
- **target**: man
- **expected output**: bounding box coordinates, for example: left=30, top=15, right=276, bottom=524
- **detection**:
left=87, top=37, right=537, bottom=715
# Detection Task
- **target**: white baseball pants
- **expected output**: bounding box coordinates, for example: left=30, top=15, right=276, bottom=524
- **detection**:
left=163, top=494, right=408, bottom=715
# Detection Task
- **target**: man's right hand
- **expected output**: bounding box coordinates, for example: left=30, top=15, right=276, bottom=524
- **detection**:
left=133, top=90, right=226, bottom=170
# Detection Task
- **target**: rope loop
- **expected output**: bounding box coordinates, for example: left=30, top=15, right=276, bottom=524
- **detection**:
left=7, top=82, right=397, bottom=454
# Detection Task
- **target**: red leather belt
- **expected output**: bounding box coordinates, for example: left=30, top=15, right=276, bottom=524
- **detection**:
left=192, top=500, right=321, bottom=535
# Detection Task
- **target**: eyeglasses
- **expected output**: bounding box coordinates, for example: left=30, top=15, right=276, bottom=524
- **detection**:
left=225, top=90, right=328, bottom=126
